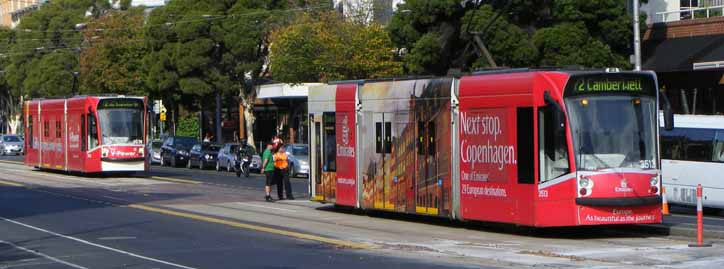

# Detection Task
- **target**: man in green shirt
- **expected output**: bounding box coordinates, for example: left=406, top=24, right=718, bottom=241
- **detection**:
left=261, top=143, right=276, bottom=202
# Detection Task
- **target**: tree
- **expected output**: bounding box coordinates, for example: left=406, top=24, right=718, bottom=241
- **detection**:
left=269, top=12, right=402, bottom=83
left=80, top=8, right=148, bottom=95
left=387, top=0, right=637, bottom=75
left=143, top=0, right=309, bottom=146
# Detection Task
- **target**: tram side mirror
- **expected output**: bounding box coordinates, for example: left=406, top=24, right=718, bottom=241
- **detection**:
left=661, top=91, right=674, bottom=131
left=544, top=91, right=566, bottom=131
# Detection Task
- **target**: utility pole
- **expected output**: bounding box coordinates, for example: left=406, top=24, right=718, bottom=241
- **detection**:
left=633, top=0, right=642, bottom=71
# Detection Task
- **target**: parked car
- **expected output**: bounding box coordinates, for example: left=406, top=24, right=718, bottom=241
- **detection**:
left=160, top=136, right=198, bottom=167
left=187, top=143, right=221, bottom=170
left=217, top=143, right=239, bottom=172
left=147, top=140, right=163, bottom=164
left=0, top=134, right=24, bottom=156
left=285, top=144, right=309, bottom=178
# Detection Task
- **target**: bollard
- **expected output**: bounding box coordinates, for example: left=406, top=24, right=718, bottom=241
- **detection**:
left=689, top=184, right=712, bottom=247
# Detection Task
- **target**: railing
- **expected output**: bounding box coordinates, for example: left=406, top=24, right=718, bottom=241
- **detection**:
left=656, top=5, right=724, bottom=23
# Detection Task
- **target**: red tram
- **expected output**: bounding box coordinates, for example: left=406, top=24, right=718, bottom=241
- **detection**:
left=308, top=70, right=672, bottom=227
left=24, top=96, right=148, bottom=173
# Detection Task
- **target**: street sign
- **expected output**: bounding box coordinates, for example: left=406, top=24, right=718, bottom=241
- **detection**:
left=160, top=112, right=167, bottom=121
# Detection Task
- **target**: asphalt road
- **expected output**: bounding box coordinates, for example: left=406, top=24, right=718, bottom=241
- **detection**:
left=3, top=154, right=724, bottom=268
left=0, top=177, right=467, bottom=268
left=3, top=154, right=724, bottom=228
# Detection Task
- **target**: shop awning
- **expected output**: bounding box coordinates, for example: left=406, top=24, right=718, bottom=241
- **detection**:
left=643, top=34, right=724, bottom=72
left=256, top=83, right=322, bottom=99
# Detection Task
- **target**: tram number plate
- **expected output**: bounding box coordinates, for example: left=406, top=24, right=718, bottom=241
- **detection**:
left=674, top=187, right=697, bottom=204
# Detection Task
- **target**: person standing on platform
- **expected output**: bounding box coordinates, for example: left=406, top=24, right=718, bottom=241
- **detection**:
left=261, top=143, right=276, bottom=202
left=273, top=144, right=294, bottom=200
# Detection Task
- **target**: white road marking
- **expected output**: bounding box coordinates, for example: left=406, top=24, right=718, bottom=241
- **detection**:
left=0, top=239, right=88, bottom=269
left=235, top=202, right=297, bottom=212
left=1, top=217, right=197, bottom=269
left=97, top=236, right=137, bottom=241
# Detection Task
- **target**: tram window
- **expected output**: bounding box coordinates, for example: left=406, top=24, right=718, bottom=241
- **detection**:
left=539, top=107, right=569, bottom=183
left=517, top=107, right=534, bottom=184
left=27, top=116, right=33, bottom=149
left=427, top=122, right=434, bottom=156
left=323, top=112, right=336, bottom=172
left=88, top=114, right=99, bottom=149
left=55, top=121, right=61, bottom=138
left=385, top=122, right=392, bottom=154
left=81, top=115, right=86, bottom=151
left=684, top=129, right=714, bottom=162
left=376, top=122, right=383, bottom=154
left=660, top=135, right=683, bottom=160
left=714, top=131, right=724, bottom=162
left=417, top=121, right=424, bottom=155
left=43, top=121, right=49, bottom=137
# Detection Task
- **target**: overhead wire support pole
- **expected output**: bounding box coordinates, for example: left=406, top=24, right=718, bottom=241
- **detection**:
left=633, top=0, right=642, bottom=71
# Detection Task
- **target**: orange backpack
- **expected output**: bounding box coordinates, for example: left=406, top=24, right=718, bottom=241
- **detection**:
left=273, top=152, right=288, bottom=169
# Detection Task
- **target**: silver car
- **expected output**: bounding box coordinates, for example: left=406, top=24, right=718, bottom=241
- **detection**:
left=148, top=140, right=163, bottom=164
left=0, top=135, right=24, bottom=156
left=285, top=144, right=309, bottom=178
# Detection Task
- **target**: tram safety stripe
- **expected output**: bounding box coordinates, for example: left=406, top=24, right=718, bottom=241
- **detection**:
left=126, top=204, right=374, bottom=250
left=150, top=176, right=201, bottom=184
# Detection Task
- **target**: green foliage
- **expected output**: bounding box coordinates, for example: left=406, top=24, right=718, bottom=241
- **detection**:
left=143, top=0, right=293, bottom=110
left=176, top=115, right=199, bottom=138
left=387, top=0, right=636, bottom=74
left=80, top=8, right=148, bottom=95
left=4, top=0, right=112, bottom=101
left=533, top=23, right=626, bottom=68
left=269, top=12, right=402, bottom=83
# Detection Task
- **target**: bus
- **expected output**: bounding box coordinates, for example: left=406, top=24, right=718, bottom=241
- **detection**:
left=660, top=114, right=724, bottom=210
left=24, top=96, right=149, bottom=173
left=308, top=69, right=672, bottom=227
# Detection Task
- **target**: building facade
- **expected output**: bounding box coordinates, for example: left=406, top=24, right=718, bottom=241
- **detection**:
left=333, top=0, right=405, bottom=25
left=642, top=0, right=724, bottom=115
left=0, top=0, right=45, bottom=28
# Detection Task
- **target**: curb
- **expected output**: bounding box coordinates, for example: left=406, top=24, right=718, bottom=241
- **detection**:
left=638, top=224, right=724, bottom=240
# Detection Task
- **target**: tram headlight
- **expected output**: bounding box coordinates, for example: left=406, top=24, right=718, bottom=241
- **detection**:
left=579, top=177, right=591, bottom=188
left=650, top=176, right=659, bottom=186
left=101, top=147, right=109, bottom=158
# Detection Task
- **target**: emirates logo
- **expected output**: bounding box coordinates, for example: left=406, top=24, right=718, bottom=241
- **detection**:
left=615, top=178, right=633, bottom=193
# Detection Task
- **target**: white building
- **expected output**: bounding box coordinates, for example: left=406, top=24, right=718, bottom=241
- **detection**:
left=643, top=0, right=724, bottom=24
left=333, top=0, right=405, bottom=25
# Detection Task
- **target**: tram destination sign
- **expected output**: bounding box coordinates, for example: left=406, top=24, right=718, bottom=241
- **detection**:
left=98, top=99, right=143, bottom=109
left=565, top=73, right=656, bottom=97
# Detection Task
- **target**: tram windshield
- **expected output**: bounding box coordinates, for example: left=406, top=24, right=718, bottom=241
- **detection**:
left=563, top=73, right=660, bottom=172
left=97, top=99, right=144, bottom=145
left=566, top=96, right=657, bottom=171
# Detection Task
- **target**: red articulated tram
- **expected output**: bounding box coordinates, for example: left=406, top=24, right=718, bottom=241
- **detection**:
left=24, top=96, right=149, bottom=174
left=308, top=69, right=673, bottom=227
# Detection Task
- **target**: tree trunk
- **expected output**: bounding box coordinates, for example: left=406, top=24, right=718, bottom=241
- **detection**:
left=241, top=94, right=256, bottom=150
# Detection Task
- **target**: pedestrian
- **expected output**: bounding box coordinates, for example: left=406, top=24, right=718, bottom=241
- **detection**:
left=273, top=144, right=294, bottom=200
left=272, top=135, right=283, bottom=147
left=203, top=133, right=212, bottom=142
left=261, top=143, right=276, bottom=202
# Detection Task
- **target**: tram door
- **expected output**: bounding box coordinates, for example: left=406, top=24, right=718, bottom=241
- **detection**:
left=310, top=113, right=336, bottom=202
left=310, top=114, right=324, bottom=201
left=372, top=112, right=393, bottom=209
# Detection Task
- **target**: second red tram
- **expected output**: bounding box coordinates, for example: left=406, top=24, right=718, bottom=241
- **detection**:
left=24, top=96, right=148, bottom=173
left=308, top=70, right=670, bottom=227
